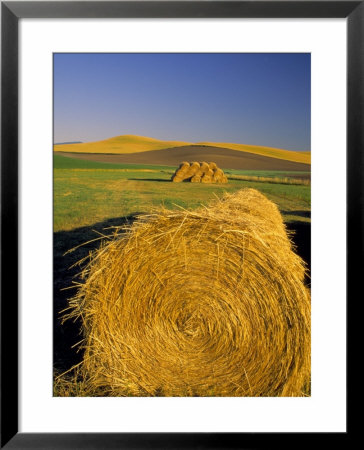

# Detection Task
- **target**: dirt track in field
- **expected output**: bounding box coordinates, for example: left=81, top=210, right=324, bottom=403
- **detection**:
left=56, top=145, right=310, bottom=171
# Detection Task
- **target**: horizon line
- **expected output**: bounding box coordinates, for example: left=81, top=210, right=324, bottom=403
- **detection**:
left=53, top=134, right=311, bottom=153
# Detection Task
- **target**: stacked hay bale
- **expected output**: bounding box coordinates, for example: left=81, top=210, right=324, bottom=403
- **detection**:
left=212, top=168, right=226, bottom=183
left=65, top=189, right=310, bottom=397
left=172, top=161, right=228, bottom=183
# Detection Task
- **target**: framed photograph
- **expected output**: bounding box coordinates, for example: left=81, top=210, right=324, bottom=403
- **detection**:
left=2, top=1, right=358, bottom=448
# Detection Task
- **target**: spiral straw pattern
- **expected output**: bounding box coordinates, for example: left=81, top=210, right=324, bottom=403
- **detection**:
left=66, top=189, right=310, bottom=396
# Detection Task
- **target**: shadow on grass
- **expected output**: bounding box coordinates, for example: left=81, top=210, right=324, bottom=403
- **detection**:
left=54, top=216, right=310, bottom=373
left=282, top=210, right=311, bottom=219
left=54, top=215, right=139, bottom=373
left=286, top=221, right=311, bottom=282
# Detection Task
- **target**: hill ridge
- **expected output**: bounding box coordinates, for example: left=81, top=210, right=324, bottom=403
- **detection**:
left=54, top=134, right=310, bottom=165
left=55, top=144, right=310, bottom=172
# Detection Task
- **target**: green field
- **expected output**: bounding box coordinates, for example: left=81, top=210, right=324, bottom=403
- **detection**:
left=54, top=153, right=311, bottom=395
left=54, top=154, right=310, bottom=232
left=54, top=153, right=174, bottom=171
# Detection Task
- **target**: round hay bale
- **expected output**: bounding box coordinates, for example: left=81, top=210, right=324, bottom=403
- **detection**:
left=174, top=161, right=200, bottom=182
left=172, top=162, right=227, bottom=183
left=200, top=162, right=210, bottom=173
left=195, top=162, right=209, bottom=178
left=212, top=168, right=228, bottom=184
left=201, top=169, right=214, bottom=183
left=172, top=173, right=185, bottom=182
left=171, top=162, right=191, bottom=182
left=212, top=169, right=221, bottom=182
left=179, top=161, right=190, bottom=170
left=67, top=189, right=310, bottom=397
left=189, top=161, right=200, bottom=173
left=213, top=168, right=223, bottom=176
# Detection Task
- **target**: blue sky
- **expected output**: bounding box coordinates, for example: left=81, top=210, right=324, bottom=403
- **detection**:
left=54, top=53, right=310, bottom=151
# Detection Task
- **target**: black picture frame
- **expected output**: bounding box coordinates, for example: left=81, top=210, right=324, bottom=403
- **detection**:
left=1, top=1, right=358, bottom=448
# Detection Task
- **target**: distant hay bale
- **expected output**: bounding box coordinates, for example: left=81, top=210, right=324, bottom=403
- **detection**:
left=212, top=168, right=228, bottom=183
left=177, top=162, right=189, bottom=175
left=213, top=168, right=224, bottom=178
left=199, top=161, right=210, bottom=173
left=172, top=161, right=228, bottom=183
left=171, top=161, right=190, bottom=182
left=66, top=189, right=310, bottom=397
left=201, top=169, right=214, bottom=183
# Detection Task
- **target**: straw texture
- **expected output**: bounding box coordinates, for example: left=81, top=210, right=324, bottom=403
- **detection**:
left=172, top=161, right=228, bottom=183
left=64, top=189, right=310, bottom=396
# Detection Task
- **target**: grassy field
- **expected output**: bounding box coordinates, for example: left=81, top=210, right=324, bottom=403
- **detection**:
left=54, top=134, right=311, bottom=164
left=54, top=153, right=311, bottom=386
left=54, top=153, right=174, bottom=171
left=54, top=154, right=310, bottom=232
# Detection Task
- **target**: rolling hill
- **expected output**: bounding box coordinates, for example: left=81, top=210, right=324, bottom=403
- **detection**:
left=54, top=135, right=191, bottom=155
left=198, top=142, right=310, bottom=165
left=54, top=135, right=311, bottom=165
left=56, top=145, right=310, bottom=171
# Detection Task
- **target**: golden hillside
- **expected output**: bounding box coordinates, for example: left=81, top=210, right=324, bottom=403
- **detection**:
left=54, top=135, right=310, bottom=165
left=198, top=142, right=311, bottom=164
left=54, top=135, right=191, bottom=154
